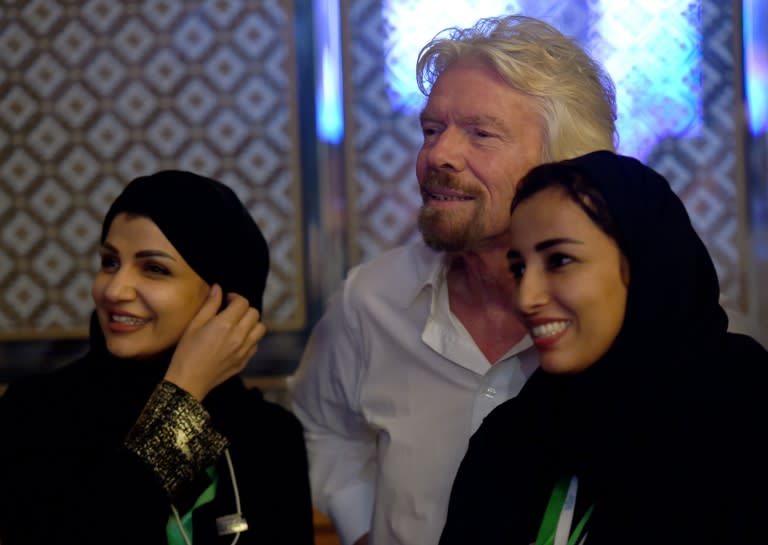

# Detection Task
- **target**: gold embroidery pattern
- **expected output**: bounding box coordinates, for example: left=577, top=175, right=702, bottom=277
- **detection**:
left=125, top=381, right=228, bottom=498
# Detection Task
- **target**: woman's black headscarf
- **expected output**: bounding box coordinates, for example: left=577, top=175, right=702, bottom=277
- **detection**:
left=507, top=150, right=731, bottom=424
left=565, top=151, right=727, bottom=365
left=516, top=150, right=733, bottom=473
left=90, top=170, right=270, bottom=356
left=441, top=151, right=768, bottom=545
left=0, top=172, right=311, bottom=545
left=102, top=169, right=269, bottom=313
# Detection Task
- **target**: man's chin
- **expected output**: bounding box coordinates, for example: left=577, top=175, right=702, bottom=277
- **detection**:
left=419, top=227, right=471, bottom=253
left=418, top=209, right=479, bottom=253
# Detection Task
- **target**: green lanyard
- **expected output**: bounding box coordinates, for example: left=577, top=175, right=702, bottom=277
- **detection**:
left=534, top=475, right=594, bottom=545
left=166, top=465, right=219, bottom=545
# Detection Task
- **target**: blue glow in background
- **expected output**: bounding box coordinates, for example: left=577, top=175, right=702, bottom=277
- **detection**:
left=314, top=0, right=344, bottom=144
left=744, top=0, right=767, bottom=135
left=378, top=0, right=702, bottom=161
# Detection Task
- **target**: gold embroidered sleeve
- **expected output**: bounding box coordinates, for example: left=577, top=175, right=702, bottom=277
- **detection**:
left=124, top=380, right=229, bottom=498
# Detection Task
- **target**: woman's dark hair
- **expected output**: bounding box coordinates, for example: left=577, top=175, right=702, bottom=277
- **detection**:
left=511, top=161, right=621, bottom=244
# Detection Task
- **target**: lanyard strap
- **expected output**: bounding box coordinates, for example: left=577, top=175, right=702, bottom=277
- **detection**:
left=167, top=465, right=219, bottom=545
left=535, top=475, right=594, bottom=545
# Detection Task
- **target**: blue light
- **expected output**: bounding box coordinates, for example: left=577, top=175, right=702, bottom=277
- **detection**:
left=383, top=0, right=513, bottom=113
left=744, top=0, right=767, bottom=135
left=381, top=0, right=703, bottom=160
left=596, top=0, right=702, bottom=159
left=314, top=0, right=344, bottom=144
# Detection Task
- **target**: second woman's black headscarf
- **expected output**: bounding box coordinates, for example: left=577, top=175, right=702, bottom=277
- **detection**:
left=505, top=150, right=731, bottom=428
left=516, top=150, right=732, bottom=466
left=564, top=150, right=728, bottom=366
left=440, top=151, right=768, bottom=545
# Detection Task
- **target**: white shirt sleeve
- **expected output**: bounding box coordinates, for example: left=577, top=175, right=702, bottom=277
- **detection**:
left=289, top=286, right=376, bottom=545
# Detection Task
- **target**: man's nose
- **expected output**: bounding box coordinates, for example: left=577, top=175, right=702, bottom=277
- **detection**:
left=425, top=127, right=466, bottom=172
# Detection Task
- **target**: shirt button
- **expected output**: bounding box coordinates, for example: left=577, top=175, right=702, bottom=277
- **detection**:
left=484, top=387, right=497, bottom=398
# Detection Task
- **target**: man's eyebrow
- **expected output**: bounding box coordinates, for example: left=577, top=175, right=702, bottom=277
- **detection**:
left=419, top=110, right=439, bottom=124
left=418, top=112, right=507, bottom=129
left=459, top=114, right=507, bottom=128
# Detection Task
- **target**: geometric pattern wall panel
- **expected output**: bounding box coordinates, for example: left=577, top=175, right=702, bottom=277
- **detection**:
left=345, top=0, right=747, bottom=316
left=645, top=0, right=744, bottom=315
left=0, top=0, right=305, bottom=339
left=344, top=0, right=423, bottom=266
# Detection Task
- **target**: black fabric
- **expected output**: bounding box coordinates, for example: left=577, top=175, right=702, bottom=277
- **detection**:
left=102, top=169, right=269, bottom=312
left=0, top=171, right=313, bottom=545
left=0, top=355, right=314, bottom=545
left=440, top=151, right=768, bottom=545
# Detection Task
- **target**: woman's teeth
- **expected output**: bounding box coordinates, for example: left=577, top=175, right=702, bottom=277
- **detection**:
left=530, top=321, right=570, bottom=338
left=111, top=315, right=147, bottom=325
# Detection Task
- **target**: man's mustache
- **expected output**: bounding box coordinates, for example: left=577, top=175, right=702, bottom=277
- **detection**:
left=420, top=171, right=477, bottom=195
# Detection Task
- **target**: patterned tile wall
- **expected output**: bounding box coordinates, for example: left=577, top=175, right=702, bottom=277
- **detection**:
left=0, top=0, right=306, bottom=339
left=0, top=0, right=758, bottom=351
left=344, top=0, right=750, bottom=316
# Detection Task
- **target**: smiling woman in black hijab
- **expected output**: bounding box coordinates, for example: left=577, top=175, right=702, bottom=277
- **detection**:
left=0, top=171, right=314, bottom=545
left=439, top=151, right=768, bottom=545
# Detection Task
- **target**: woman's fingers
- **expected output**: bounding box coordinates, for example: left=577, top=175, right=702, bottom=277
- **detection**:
left=166, top=290, right=267, bottom=400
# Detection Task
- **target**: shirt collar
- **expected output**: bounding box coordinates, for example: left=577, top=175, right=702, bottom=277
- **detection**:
left=399, top=245, right=450, bottom=309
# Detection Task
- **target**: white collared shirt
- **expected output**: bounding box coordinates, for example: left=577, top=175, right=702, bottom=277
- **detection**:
left=290, top=240, right=539, bottom=545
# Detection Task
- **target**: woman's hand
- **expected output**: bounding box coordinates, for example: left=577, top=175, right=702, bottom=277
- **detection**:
left=164, top=284, right=267, bottom=400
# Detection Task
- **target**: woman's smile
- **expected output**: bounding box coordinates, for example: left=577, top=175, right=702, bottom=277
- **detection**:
left=107, top=311, right=150, bottom=331
left=92, top=213, right=210, bottom=360
left=528, top=319, right=572, bottom=348
left=508, top=187, right=628, bottom=374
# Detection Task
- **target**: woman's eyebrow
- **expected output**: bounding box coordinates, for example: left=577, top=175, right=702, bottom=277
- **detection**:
left=534, top=238, right=583, bottom=251
left=100, top=240, right=177, bottom=261
left=135, top=250, right=177, bottom=261
left=507, top=238, right=584, bottom=259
